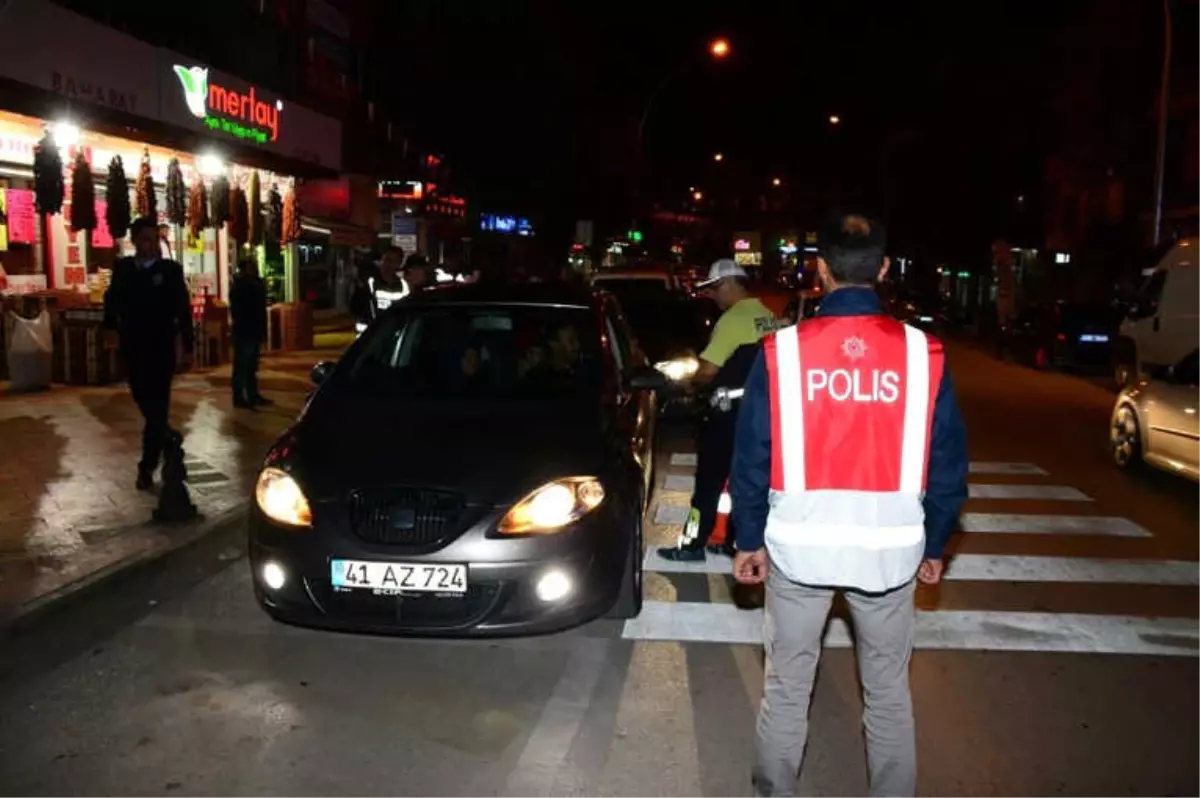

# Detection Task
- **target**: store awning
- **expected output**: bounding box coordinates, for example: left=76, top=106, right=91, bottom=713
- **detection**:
left=300, top=216, right=376, bottom=248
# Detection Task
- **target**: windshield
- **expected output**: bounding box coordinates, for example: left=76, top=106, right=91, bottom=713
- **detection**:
left=341, top=305, right=604, bottom=401
left=595, top=277, right=673, bottom=304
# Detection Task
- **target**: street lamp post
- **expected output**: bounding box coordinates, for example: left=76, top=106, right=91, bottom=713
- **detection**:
left=1151, top=0, right=1173, bottom=246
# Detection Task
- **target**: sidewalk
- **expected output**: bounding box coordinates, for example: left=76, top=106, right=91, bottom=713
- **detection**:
left=0, top=343, right=347, bottom=624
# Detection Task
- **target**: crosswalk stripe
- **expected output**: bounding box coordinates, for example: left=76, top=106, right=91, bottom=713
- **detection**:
left=653, top=502, right=691, bottom=525
left=961, top=513, right=1152, bottom=537
left=663, top=474, right=695, bottom=492
left=969, top=484, right=1091, bottom=501
left=943, top=554, right=1198, bottom=585
left=622, top=601, right=1200, bottom=656
left=669, top=453, right=697, bottom=467
left=968, top=462, right=1048, bottom=475
left=641, top=549, right=1197, bottom=586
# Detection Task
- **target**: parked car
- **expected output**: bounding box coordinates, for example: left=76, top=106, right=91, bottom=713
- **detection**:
left=249, top=283, right=666, bottom=636
left=1114, top=237, right=1198, bottom=387
left=1110, top=348, right=1199, bottom=482
left=998, top=302, right=1121, bottom=372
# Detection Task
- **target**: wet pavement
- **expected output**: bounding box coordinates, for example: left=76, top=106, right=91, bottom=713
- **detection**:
left=0, top=345, right=344, bottom=622
left=0, top=339, right=1196, bottom=795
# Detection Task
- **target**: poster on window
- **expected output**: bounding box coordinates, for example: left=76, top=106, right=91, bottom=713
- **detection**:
left=4, top=189, right=36, bottom=244
left=91, top=200, right=114, bottom=248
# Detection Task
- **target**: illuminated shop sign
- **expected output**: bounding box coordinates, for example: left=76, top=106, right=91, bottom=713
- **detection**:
left=481, top=214, right=534, bottom=236
left=733, top=238, right=752, bottom=251
left=173, top=64, right=282, bottom=144
left=378, top=180, right=423, bottom=200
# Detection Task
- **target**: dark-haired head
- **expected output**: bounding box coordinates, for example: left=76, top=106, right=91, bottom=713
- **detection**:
left=817, top=213, right=889, bottom=289
left=129, top=216, right=159, bottom=260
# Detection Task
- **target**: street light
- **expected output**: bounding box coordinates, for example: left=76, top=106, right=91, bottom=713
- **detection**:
left=693, top=190, right=704, bottom=201
left=772, top=177, right=782, bottom=187
left=829, top=115, right=841, bottom=125
left=709, top=38, right=730, bottom=59
left=713, top=152, right=724, bottom=162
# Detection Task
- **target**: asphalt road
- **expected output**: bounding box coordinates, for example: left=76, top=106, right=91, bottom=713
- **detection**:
left=0, top=340, right=1196, bottom=796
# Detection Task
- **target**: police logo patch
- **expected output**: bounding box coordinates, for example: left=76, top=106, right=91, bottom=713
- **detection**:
left=841, top=336, right=868, bottom=361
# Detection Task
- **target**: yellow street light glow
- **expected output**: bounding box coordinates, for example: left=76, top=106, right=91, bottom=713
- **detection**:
left=710, top=38, right=730, bottom=58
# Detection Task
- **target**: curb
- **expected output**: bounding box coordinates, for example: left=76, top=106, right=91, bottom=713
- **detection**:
left=0, top=502, right=248, bottom=635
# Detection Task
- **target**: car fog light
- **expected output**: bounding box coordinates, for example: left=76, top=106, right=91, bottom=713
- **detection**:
left=262, top=561, right=287, bottom=590
left=535, top=570, right=572, bottom=603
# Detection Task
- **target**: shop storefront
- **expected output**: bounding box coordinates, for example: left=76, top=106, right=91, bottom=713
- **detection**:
left=732, top=231, right=762, bottom=278
left=0, top=0, right=342, bottom=372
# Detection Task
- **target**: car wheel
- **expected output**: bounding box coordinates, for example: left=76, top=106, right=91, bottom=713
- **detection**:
left=1111, top=404, right=1143, bottom=469
left=606, top=510, right=643, bottom=619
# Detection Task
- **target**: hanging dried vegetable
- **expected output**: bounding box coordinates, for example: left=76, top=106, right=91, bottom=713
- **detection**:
left=69, top=151, right=97, bottom=232
left=228, top=185, right=249, bottom=246
left=187, top=179, right=209, bottom=239
left=135, top=148, right=156, bottom=220
left=33, top=129, right=64, bottom=215
left=165, top=157, right=187, bottom=226
left=265, top=184, right=283, bottom=246
left=246, top=170, right=262, bottom=245
left=281, top=186, right=301, bottom=245
left=209, top=174, right=230, bottom=226
left=104, top=156, right=131, bottom=239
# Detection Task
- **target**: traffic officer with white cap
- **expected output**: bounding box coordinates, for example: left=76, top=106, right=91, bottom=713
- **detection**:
left=729, top=213, right=968, bottom=796
left=658, top=258, right=778, bottom=563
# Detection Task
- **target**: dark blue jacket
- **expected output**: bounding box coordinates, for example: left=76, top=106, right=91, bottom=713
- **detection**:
left=730, top=286, right=969, bottom=559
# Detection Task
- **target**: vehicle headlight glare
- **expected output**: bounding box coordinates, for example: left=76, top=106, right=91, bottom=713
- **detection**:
left=654, top=355, right=699, bottom=381
left=255, top=467, right=313, bottom=527
left=498, top=477, right=606, bottom=534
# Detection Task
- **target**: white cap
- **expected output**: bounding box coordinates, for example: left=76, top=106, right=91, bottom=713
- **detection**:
left=696, top=258, right=748, bottom=288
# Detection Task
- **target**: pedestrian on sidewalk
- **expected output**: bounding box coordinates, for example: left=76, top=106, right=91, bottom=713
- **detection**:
left=103, top=216, right=195, bottom=491
left=229, top=258, right=271, bottom=409
left=729, top=213, right=968, bottom=797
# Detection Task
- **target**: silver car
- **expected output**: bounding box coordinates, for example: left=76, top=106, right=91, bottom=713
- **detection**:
left=1110, top=349, right=1199, bottom=481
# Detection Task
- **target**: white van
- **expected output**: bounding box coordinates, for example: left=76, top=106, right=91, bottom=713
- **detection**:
left=1114, top=237, right=1199, bottom=386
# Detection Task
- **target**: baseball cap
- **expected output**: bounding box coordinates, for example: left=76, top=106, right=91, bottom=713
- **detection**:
left=696, top=258, right=748, bottom=288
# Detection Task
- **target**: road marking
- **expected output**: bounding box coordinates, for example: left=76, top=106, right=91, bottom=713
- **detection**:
left=663, top=474, right=695, bottom=492
left=505, top=638, right=610, bottom=796
left=961, top=513, right=1152, bottom=537
left=642, top=549, right=1198, bottom=586
left=969, top=484, right=1091, bottom=501
left=669, top=453, right=697, bottom=467
left=968, top=462, right=1048, bottom=475
left=623, top=601, right=1200, bottom=656
left=942, top=554, right=1198, bottom=586
left=653, top=502, right=690, bottom=525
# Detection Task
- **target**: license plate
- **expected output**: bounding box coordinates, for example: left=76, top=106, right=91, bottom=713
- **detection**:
left=331, top=560, right=468, bottom=594
left=1079, top=334, right=1109, bottom=343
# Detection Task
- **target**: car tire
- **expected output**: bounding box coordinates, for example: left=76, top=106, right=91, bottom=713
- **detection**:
left=1111, top=404, right=1144, bottom=470
left=606, top=508, right=643, bottom=619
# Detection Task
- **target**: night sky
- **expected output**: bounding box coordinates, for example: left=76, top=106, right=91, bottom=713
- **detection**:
left=382, top=0, right=1177, bottom=261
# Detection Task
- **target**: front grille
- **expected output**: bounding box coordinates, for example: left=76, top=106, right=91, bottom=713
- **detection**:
left=348, top=487, right=465, bottom=546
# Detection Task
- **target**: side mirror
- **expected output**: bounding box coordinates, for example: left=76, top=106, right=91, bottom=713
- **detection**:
left=311, top=361, right=334, bottom=386
left=626, top=366, right=672, bottom=392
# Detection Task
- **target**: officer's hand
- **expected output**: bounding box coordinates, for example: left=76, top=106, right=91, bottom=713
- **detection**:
left=733, top=548, right=768, bottom=585
left=917, top=558, right=944, bottom=585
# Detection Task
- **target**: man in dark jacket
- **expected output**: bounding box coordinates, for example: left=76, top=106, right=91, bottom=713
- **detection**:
left=104, top=216, right=194, bottom=491
left=229, top=258, right=270, bottom=409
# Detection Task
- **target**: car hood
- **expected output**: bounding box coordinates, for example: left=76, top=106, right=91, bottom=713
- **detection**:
left=291, top=397, right=611, bottom=505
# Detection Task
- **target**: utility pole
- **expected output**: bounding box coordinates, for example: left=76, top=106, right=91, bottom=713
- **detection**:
left=1151, top=0, right=1173, bottom=246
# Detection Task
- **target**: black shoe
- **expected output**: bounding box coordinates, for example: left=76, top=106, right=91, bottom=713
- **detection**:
left=706, top=542, right=736, bottom=557
left=657, top=545, right=706, bottom=562
left=250, top=395, right=274, bottom=406
left=233, top=398, right=256, bottom=409
left=135, top=469, right=154, bottom=492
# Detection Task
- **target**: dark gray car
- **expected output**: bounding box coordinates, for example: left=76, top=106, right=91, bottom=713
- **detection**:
left=248, top=283, right=664, bottom=636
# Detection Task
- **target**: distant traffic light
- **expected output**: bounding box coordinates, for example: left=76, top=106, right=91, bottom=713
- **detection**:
left=628, top=230, right=643, bottom=243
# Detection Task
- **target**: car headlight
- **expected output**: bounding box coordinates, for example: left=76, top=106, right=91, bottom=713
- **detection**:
left=255, top=467, right=312, bottom=527
left=654, top=355, right=699, bottom=381
left=498, top=477, right=605, bottom=534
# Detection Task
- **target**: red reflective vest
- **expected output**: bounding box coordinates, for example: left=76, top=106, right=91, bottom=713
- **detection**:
left=761, top=315, right=945, bottom=592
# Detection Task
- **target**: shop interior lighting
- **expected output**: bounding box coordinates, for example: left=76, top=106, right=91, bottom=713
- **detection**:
left=197, top=153, right=225, bottom=177
left=52, top=121, right=80, bottom=149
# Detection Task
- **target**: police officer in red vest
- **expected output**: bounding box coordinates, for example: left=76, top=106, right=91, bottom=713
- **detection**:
left=729, top=213, right=968, bottom=797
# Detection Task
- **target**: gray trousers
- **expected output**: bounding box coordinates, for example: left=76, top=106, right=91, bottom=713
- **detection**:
left=753, top=566, right=917, bottom=797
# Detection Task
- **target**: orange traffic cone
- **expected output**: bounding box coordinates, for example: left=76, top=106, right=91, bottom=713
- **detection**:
left=710, top=480, right=732, bottom=546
